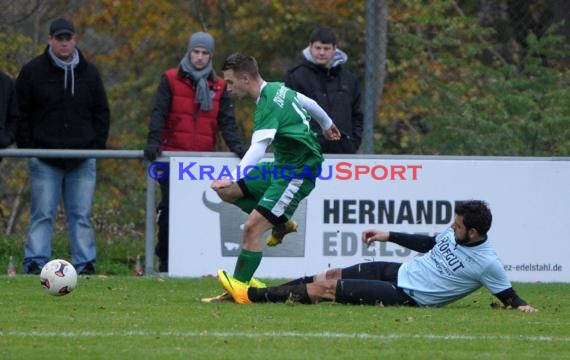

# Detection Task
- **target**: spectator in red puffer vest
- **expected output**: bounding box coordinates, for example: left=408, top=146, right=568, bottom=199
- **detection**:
left=144, top=32, right=246, bottom=272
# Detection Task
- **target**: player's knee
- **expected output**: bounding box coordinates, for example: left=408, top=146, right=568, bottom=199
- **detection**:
left=323, top=280, right=338, bottom=296
left=242, top=221, right=263, bottom=250
left=326, top=268, right=342, bottom=280
left=315, top=268, right=342, bottom=282
left=308, top=280, right=337, bottom=301
left=215, top=183, right=242, bottom=203
left=243, top=217, right=258, bottom=234
left=215, top=189, right=233, bottom=203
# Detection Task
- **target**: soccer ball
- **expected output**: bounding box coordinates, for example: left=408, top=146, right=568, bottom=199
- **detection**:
left=40, top=259, right=78, bottom=296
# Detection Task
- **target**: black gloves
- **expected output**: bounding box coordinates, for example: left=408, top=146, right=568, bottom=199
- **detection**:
left=144, top=143, right=161, bottom=161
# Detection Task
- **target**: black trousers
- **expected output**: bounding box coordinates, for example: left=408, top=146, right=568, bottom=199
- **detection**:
left=335, top=261, right=417, bottom=306
left=154, top=175, right=169, bottom=268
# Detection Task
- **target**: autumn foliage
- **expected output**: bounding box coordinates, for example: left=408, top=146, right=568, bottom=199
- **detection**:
left=0, top=0, right=569, bottom=239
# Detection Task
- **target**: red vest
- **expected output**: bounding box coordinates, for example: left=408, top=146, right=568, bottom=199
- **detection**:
left=160, top=68, right=225, bottom=151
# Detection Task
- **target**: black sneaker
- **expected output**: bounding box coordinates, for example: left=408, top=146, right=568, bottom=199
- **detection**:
left=79, top=263, right=96, bottom=275
left=26, top=262, right=41, bottom=275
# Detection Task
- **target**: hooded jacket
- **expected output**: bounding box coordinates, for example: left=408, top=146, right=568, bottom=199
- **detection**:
left=284, top=49, right=363, bottom=154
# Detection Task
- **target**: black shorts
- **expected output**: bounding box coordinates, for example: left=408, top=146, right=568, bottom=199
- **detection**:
left=335, top=262, right=417, bottom=306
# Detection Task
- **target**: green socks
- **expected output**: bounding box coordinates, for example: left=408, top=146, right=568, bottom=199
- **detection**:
left=233, top=249, right=262, bottom=283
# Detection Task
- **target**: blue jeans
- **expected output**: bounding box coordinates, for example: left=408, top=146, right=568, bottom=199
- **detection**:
left=23, top=158, right=97, bottom=273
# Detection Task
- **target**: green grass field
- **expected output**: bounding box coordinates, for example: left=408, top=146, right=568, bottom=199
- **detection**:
left=1, top=275, right=569, bottom=359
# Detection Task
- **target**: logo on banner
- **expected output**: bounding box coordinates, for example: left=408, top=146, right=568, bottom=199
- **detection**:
left=148, top=161, right=423, bottom=181
left=202, top=191, right=307, bottom=257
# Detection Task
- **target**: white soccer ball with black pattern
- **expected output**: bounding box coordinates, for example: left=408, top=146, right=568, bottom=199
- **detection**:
left=40, top=259, right=78, bottom=296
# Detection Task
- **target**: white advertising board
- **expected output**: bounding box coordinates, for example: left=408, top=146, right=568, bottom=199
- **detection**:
left=168, top=156, right=569, bottom=282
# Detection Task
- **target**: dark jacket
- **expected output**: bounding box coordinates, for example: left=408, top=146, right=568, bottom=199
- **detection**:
left=15, top=46, right=110, bottom=168
left=284, top=60, right=363, bottom=154
left=0, top=71, right=18, bottom=150
left=147, top=67, right=245, bottom=157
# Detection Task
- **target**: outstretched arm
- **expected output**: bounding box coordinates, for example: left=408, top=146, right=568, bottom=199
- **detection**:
left=494, top=288, right=538, bottom=312
left=296, top=93, right=341, bottom=141
left=362, top=229, right=436, bottom=253
left=296, top=92, right=331, bottom=130
left=212, top=133, right=271, bottom=191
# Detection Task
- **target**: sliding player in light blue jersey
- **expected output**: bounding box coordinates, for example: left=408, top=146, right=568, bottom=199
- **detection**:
left=203, top=53, right=341, bottom=303
left=218, top=200, right=537, bottom=312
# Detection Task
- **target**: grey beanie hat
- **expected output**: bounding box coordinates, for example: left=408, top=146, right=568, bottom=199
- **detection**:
left=188, top=32, right=215, bottom=53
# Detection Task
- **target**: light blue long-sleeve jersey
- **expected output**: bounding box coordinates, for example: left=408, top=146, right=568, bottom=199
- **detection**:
left=398, top=227, right=512, bottom=306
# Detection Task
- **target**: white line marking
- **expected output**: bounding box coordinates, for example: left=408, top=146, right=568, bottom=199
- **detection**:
left=1, top=330, right=568, bottom=342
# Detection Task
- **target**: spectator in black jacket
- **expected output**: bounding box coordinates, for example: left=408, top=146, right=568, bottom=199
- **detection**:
left=15, top=18, right=110, bottom=275
left=144, top=32, right=245, bottom=272
left=284, top=26, right=363, bottom=154
left=0, top=70, right=18, bottom=158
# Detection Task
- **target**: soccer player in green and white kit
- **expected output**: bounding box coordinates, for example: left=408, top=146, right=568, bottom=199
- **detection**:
left=203, top=53, right=341, bottom=302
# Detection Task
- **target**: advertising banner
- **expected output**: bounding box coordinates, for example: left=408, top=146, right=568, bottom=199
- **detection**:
left=167, top=156, right=568, bottom=282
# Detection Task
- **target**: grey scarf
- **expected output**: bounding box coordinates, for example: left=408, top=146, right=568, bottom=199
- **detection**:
left=180, top=53, right=213, bottom=111
left=48, top=46, right=80, bottom=96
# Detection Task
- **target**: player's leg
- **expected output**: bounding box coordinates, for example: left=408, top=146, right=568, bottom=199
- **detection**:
left=253, top=281, right=322, bottom=304
left=266, top=219, right=298, bottom=247
left=261, top=175, right=315, bottom=246
left=227, top=274, right=318, bottom=304
left=222, top=269, right=413, bottom=307
left=280, top=262, right=402, bottom=286
left=232, top=183, right=260, bottom=213
left=232, top=210, right=272, bottom=282
left=242, top=279, right=336, bottom=305
left=231, top=166, right=311, bottom=283
left=230, top=162, right=273, bottom=213
left=204, top=166, right=270, bottom=302
left=231, top=172, right=312, bottom=282
left=246, top=278, right=410, bottom=306
left=213, top=181, right=244, bottom=203
left=222, top=166, right=272, bottom=283
left=279, top=268, right=341, bottom=286
left=341, top=261, right=402, bottom=282
left=334, top=279, right=415, bottom=306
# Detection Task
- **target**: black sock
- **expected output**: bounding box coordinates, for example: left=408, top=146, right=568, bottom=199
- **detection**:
left=248, top=284, right=311, bottom=304
left=280, top=276, right=315, bottom=286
